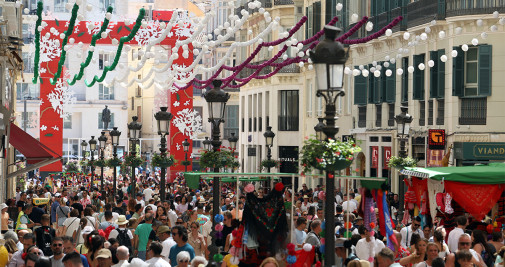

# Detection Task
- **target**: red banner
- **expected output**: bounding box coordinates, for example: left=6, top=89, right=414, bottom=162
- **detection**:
left=383, top=146, right=391, bottom=169
left=427, top=149, right=445, bottom=167
left=371, top=146, right=379, bottom=169
left=445, top=182, right=504, bottom=221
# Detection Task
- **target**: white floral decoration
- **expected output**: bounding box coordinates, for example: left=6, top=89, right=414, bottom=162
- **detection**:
left=40, top=35, right=62, bottom=62
left=47, top=79, right=76, bottom=119
left=173, top=101, right=180, bottom=107
left=176, top=143, right=181, bottom=150
left=171, top=108, right=202, bottom=139
left=184, top=100, right=190, bottom=106
left=40, top=125, right=47, bottom=131
left=134, top=21, right=163, bottom=46
left=52, top=125, right=59, bottom=131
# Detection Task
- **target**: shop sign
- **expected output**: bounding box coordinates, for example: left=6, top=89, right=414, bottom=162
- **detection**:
left=371, top=146, right=379, bottom=168
left=454, top=142, right=505, bottom=160
left=427, top=149, right=445, bottom=167
left=428, top=129, right=446, bottom=150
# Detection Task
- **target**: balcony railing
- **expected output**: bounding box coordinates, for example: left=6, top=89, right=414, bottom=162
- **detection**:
left=236, top=59, right=300, bottom=79
left=407, top=0, right=445, bottom=28
left=274, top=0, right=294, bottom=5
left=459, top=97, right=487, bottom=125
left=446, top=0, right=505, bottom=17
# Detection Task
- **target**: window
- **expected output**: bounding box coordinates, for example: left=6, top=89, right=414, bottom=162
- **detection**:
left=136, top=75, right=142, bottom=97
left=459, top=98, right=487, bottom=125
left=358, top=106, right=367, bottom=128
left=375, top=104, right=382, bottom=127
left=388, top=103, right=395, bottom=126
left=54, top=0, right=66, bottom=12
left=354, top=66, right=368, bottom=105
left=428, top=100, right=433, bottom=125
left=306, top=82, right=313, bottom=116
left=23, top=24, right=33, bottom=44
left=317, top=95, right=323, bottom=116
left=279, top=90, right=299, bottom=131
left=16, top=83, right=39, bottom=100
left=20, top=112, right=37, bottom=129
left=98, top=112, right=114, bottom=128
left=64, top=115, right=72, bottom=129
left=98, top=84, right=114, bottom=100
left=413, top=54, right=425, bottom=100
left=22, top=52, right=34, bottom=73
left=430, top=50, right=445, bottom=98
left=436, top=99, right=444, bottom=125
left=305, top=6, right=313, bottom=39
left=412, top=137, right=426, bottom=163
left=99, top=53, right=110, bottom=70
left=194, top=74, right=203, bottom=96
left=224, top=105, right=239, bottom=138
left=453, top=45, right=492, bottom=97
left=419, top=100, right=426, bottom=126
left=100, top=0, right=115, bottom=12
left=402, top=57, right=409, bottom=102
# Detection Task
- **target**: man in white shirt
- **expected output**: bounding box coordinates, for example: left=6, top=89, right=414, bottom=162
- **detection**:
left=143, top=184, right=153, bottom=202
left=301, top=195, right=310, bottom=213
left=355, top=225, right=385, bottom=267
left=157, top=226, right=176, bottom=262
left=445, top=234, right=486, bottom=267
left=400, top=216, right=424, bottom=249
left=447, top=215, right=468, bottom=253
left=112, top=246, right=130, bottom=267
left=146, top=242, right=171, bottom=267
left=136, top=193, right=145, bottom=208
left=342, top=194, right=358, bottom=213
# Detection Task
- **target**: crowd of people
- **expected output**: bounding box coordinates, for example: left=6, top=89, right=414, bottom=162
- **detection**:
left=0, top=176, right=504, bottom=267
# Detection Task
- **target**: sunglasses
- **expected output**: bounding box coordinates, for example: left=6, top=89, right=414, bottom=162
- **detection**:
left=459, top=242, right=471, bottom=246
left=52, top=243, right=63, bottom=247
left=31, top=252, right=42, bottom=256
left=413, top=223, right=420, bottom=227
left=176, top=222, right=183, bottom=225
left=160, top=218, right=167, bottom=221
left=172, top=232, right=179, bottom=236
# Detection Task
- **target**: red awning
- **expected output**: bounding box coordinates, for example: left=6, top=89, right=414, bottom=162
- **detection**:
left=9, top=122, right=59, bottom=164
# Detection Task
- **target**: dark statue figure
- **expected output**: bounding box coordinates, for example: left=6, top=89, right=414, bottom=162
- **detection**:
left=102, top=105, right=111, bottom=130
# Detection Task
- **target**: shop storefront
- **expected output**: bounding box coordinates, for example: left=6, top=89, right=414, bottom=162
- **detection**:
left=454, top=142, right=505, bottom=166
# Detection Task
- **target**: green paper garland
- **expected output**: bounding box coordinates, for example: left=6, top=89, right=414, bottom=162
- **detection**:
left=49, top=3, right=80, bottom=85
left=31, top=1, right=43, bottom=84
left=84, top=8, right=145, bottom=87
left=67, top=6, right=113, bottom=85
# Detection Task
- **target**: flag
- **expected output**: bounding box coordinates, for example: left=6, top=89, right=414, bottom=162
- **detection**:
left=381, top=190, right=398, bottom=250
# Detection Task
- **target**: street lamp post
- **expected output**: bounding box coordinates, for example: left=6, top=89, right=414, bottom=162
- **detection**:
left=227, top=133, right=238, bottom=173
left=98, top=132, right=107, bottom=192
left=154, top=107, right=173, bottom=202
left=394, top=106, right=413, bottom=223
left=203, top=79, right=230, bottom=262
left=80, top=139, right=88, bottom=173
left=263, top=126, right=275, bottom=173
left=128, top=116, right=142, bottom=198
left=89, top=136, right=97, bottom=187
left=203, top=137, right=212, bottom=151
left=310, top=25, right=348, bottom=267
left=110, top=127, right=121, bottom=197
left=182, top=138, right=190, bottom=172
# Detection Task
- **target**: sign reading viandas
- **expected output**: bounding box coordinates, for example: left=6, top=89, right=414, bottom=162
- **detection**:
left=454, top=142, right=505, bottom=160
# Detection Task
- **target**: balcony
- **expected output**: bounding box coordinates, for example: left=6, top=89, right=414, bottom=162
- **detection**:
left=446, top=0, right=505, bottom=17
left=407, top=0, right=445, bottom=28
left=274, top=0, right=294, bottom=5
left=459, top=97, right=487, bottom=125
left=236, top=59, right=300, bottom=79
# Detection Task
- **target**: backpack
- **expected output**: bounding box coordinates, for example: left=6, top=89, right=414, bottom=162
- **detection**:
left=116, top=228, right=132, bottom=254
left=39, top=227, right=54, bottom=256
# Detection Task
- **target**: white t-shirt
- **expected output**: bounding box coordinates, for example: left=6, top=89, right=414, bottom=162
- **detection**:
left=161, top=237, right=176, bottom=262
left=143, top=188, right=154, bottom=202
left=63, top=217, right=80, bottom=239
left=109, top=228, right=134, bottom=240
left=355, top=237, right=385, bottom=267
left=100, top=212, right=119, bottom=223
left=146, top=257, right=171, bottom=267
left=136, top=199, right=145, bottom=207
left=447, top=227, right=464, bottom=253
left=167, top=210, right=178, bottom=228
left=342, top=201, right=357, bottom=212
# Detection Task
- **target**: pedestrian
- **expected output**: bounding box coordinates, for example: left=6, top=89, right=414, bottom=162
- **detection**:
left=1, top=203, right=10, bottom=234
left=168, top=226, right=195, bottom=266
left=98, top=211, right=118, bottom=231
left=49, top=237, right=65, bottom=267
left=61, top=236, right=89, bottom=267
left=447, top=216, right=467, bottom=253
left=134, top=212, right=153, bottom=260
left=108, top=215, right=133, bottom=255
left=187, top=222, right=205, bottom=257
left=355, top=225, right=385, bottom=267
left=400, top=216, right=424, bottom=249
left=95, top=249, right=112, bottom=267
left=175, top=251, right=190, bottom=267
left=56, top=196, right=70, bottom=236
left=146, top=242, right=170, bottom=267
left=34, top=214, right=55, bottom=256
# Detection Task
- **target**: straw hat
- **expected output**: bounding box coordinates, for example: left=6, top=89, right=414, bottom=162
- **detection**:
left=116, top=215, right=128, bottom=226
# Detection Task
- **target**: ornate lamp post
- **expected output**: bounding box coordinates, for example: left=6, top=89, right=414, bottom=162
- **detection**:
left=203, top=137, right=212, bottom=151
left=80, top=139, right=88, bottom=173
left=154, top=107, right=173, bottom=201
left=182, top=138, right=190, bottom=172
left=127, top=116, right=142, bottom=197
left=89, top=136, right=97, bottom=186
left=203, top=79, right=230, bottom=261
left=309, top=25, right=347, bottom=267
left=263, top=126, right=275, bottom=173
left=394, top=106, right=413, bottom=223
left=314, top=118, right=326, bottom=142
left=227, top=133, right=238, bottom=173
left=98, top=132, right=107, bottom=192
left=109, top=127, right=121, bottom=197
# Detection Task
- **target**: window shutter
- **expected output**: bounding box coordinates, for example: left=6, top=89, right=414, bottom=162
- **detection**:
left=386, top=63, right=396, bottom=103
left=452, top=46, right=464, bottom=97
left=314, top=2, right=321, bottom=34
left=430, top=51, right=438, bottom=98
left=305, top=7, right=309, bottom=39
left=325, top=0, right=334, bottom=25
left=437, top=49, right=446, bottom=98
left=413, top=54, right=425, bottom=100
left=368, top=64, right=374, bottom=103
left=374, top=71, right=381, bottom=104
left=402, top=57, right=409, bottom=102
left=478, top=44, right=492, bottom=96
left=354, top=67, right=368, bottom=105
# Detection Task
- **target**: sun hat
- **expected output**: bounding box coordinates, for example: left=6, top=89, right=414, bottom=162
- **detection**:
left=0, top=203, right=7, bottom=210
left=157, top=225, right=170, bottom=235
left=116, top=215, right=128, bottom=225
left=95, top=248, right=112, bottom=259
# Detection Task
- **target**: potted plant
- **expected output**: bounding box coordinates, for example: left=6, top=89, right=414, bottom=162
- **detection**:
left=199, top=149, right=238, bottom=170
left=300, top=137, right=362, bottom=173
left=65, top=160, right=81, bottom=172
left=260, top=159, right=280, bottom=170
left=151, top=153, right=176, bottom=168
left=93, top=159, right=107, bottom=168
left=387, top=156, right=417, bottom=169
left=180, top=160, right=192, bottom=166
left=106, top=158, right=122, bottom=167
left=123, top=153, right=145, bottom=167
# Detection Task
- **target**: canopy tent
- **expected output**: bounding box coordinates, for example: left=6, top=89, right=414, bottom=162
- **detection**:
left=400, top=163, right=505, bottom=184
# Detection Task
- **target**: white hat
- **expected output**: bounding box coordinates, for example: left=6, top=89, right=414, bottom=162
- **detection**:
left=81, top=226, right=94, bottom=236
left=0, top=203, right=7, bottom=210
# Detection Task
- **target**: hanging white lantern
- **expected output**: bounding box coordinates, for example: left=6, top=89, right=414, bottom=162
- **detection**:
left=451, top=50, right=458, bottom=57
left=372, top=61, right=377, bottom=66
left=461, top=44, right=469, bottom=52
left=418, top=63, right=425, bottom=70
left=481, top=32, right=488, bottom=39
left=476, top=19, right=483, bottom=27
left=403, top=32, right=410, bottom=40
left=491, top=25, right=498, bottom=32
left=398, top=48, right=403, bottom=54
left=403, top=48, right=409, bottom=54
left=370, top=67, right=376, bottom=73
left=428, top=60, right=435, bottom=67
left=366, top=22, right=374, bottom=32
left=308, top=65, right=313, bottom=70
left=60, top=33, right=66, bottom=39
left=425, top=27, right=431, bottom=33
left=471, top=38, right=479, bottom=46
left=299, top=62, right=304, bottom=67
left=351, top=13, right=359, bottom=23
left=500, top=18, right=505, bottom=25
left=385, top=69, right=392, bottom=77
left=384, top=62, right=390, bottom=68
left=336, top=3, right=343, bottom=11
left=493, top=11, right=500, bottom=18
left=374, top=70, right=381, bottom=77
left=385, top=55, right=390, bottom=61
left=385, top=29, right=393, bottom=37
left=352, top=69, right=361, bottom=76
left=390, top=58, right=396, bottom=64
left=407, top=66, right=415, bottom=73
left=376, top=65, right=382, bottom=71
left=362, top=69, right=369, bottom=77
left=438, top=31, right=446, bottom=39
left=420, top=33, right=428, bottom=41
left=105, top=12, right=112, bottom=20
left=359, top=65, right=364, bottom=70
left=455, top=27, right=463, bottom=35
left=397, top=68, right=404, bottom=75
left=440, top=55, right=448, bottom=62
left=344, top=67, right=352, bottom=75
left=101, top=32, right=107, bottom=38
left=68, top=38, right=75, bottom=44
left=430, top=20, right=437, bottom=26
